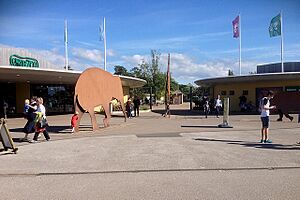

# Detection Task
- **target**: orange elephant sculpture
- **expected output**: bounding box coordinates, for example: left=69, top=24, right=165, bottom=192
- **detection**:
left=74, top=67, right=126, bottom=132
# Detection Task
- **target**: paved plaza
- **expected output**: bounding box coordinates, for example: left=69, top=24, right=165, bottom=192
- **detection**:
left=0, top=104, right=300, bottom=200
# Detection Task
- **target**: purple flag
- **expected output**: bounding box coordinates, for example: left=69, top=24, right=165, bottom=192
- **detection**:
left=232, top=15, right=239, bottom=38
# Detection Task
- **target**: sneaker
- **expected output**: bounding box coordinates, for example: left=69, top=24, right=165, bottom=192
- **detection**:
left=264, top=139, right=272, bottom=143
left=21, top=137, right=29, bottom=142
left=260, top=139, right=264, bottom=143
left=277, top=118, right=282, bottom=121
left=30, top=140, right=38, bottom=143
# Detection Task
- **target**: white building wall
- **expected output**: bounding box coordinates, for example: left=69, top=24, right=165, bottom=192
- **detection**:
left=0, top=47, right=60, bottom=69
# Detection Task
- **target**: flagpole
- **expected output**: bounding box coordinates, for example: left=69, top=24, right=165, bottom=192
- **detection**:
left=164, top=53, right=171, bottom=117
left=239, top=13, right=242, bottom=75
left=64, top=19, right=69, bottom=71
left=103, top=17, right=107, bottom=71
left=280, top=11, right=284, bottom=72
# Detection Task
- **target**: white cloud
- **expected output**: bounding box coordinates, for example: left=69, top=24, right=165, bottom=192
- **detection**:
left=30, top=48, right=65, bottom=69
left=121, top=54, right=148, bottom=66
left=71, top=48, right=101, bottom=63
left=107, top=49, right=115, bottom=57
left=121, top=53, right=259, bottom=84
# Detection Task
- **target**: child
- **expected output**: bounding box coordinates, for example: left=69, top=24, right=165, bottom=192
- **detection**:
left=24, top=99, right=30, bottom=118
left=71, top=111, right=79, bottom=133
left=126, top=100, right=132, bottom=118
left=203, top=100, right=210, bottom=118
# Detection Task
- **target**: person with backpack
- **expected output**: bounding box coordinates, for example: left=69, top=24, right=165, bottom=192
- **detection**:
left=259, top=91, right=276, bottom=143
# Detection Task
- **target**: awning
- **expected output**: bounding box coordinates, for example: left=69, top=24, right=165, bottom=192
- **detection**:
left=0, top=66, right=146, bottom=88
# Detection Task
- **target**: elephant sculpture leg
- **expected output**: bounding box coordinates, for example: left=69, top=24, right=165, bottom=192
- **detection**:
left=102, top=104, right=111, bottom=127
left=119, top=101, right=127, bottom=122
left=88, top=108, right=99, bottom=131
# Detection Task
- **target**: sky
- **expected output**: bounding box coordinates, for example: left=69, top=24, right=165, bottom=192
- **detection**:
left=0, top=0, right=299, bottom=84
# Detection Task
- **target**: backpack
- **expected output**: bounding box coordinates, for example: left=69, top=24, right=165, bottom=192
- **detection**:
left=258, top=97, right=266, bottom=112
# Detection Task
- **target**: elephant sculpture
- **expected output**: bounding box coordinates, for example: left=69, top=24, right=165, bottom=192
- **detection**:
left=74, top=67, right=126, bottom=132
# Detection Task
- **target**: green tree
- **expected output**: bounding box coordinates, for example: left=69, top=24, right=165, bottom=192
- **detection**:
left=114, top=65, right=131, bottom=76
left=130, top=50, right=180, bottom=101
left=179, top=84, right=191, bottom=96
left=170, top=76, right=179, bottom=92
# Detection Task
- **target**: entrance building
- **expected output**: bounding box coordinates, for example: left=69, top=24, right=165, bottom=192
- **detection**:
left=194, top=62, right=300, bottom=112
left=0, top=48, right=146, bottom=117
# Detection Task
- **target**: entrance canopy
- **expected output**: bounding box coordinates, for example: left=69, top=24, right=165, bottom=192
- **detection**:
left=0, top=66, right=146, bottom=88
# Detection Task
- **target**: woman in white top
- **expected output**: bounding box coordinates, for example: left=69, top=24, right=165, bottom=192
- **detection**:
left=214, top=95, right=222, bottom=118
left=32, top=97, right=50, bottom=142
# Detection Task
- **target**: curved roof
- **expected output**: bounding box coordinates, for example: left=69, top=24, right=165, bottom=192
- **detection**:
left=0, top=47, right=146, bottom=88
left=117, top=75, right=147, bottom=88
left=0, top=66, right=146, bottom=88
left=195, top=72, right=300, bottom=87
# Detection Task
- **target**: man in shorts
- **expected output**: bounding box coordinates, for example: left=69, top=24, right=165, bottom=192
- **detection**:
left=260, top=91, right=276, bottom=143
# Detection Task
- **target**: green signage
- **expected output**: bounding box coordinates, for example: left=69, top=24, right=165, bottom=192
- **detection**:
left=9, top=54, right=39, bottom=68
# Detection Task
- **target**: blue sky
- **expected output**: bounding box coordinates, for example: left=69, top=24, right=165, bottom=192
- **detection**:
left=0, top=0, right=299, bottom=84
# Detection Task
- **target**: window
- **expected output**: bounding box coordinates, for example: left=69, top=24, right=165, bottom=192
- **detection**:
left=31, top=84, right=75, bottom=113
left=243, top=90, right=248, bottom=95
left=221, top=91, right=226, bottom=95
left=229, top=90, right=235, bottom=95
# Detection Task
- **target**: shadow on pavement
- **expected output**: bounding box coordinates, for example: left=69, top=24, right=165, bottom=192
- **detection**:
left=181, top=125, right=219, bottom=128
left=9, top=125, right=92, bottom=135
left=152, top=109, right=202, bottom=116
left=195, top=138, right=300, bottom=151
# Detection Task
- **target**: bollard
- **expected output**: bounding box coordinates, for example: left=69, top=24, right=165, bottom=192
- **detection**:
left=218, top=97, right=233, bottom=128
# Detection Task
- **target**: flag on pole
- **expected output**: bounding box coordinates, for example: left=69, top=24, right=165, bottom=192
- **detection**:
left=269, top=14, right=281, bottom=37
left=232, top=15, right=239, bottom=38
left=99, top=17, right=107, bottom=71
left=99, top=20, right=104, bottom=41
left=64, top=19, right=69, bottom=71
left=167, top=53, right=171, bottom=100
left=164, top=53, right=171, bottom=117
left=64, top=20, right=68, bottom=44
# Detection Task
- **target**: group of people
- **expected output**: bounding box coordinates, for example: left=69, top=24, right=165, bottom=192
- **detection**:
left=22, top=96, right=50, bottom=143
left=125, top=96, right=141, bottom=118
left=239, top=95, right=255, bottom=112
left=21, top=92, right=298, bottom=145
left=202, top=95, right=223, bottom=118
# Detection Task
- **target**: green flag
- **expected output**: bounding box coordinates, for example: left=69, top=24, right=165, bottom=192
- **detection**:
left=269, top=14, right=281, bottom=37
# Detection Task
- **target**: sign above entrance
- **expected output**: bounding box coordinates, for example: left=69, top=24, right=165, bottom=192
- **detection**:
left=9, top=54, right=39, bottom=68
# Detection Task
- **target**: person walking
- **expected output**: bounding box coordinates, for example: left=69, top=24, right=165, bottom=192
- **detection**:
left=31, top=97, right=50, bottom=142
left=276, top=109, right=293, bottom=121
left=203, top=99, right=210, bottom=118
left=214, top=95, right=222, bottom=118
left=22, top=97, right=38, bottom=142
left=133, top=96, right=140, bottom=117
left=259, top=91, right=276, bottom=143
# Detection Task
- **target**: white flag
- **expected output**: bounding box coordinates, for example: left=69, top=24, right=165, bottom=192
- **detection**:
left=99, top=19, right=105, bottom=41
left=64, top=20, right=68, bottom=44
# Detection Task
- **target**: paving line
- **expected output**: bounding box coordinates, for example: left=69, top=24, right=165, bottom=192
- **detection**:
left=1, top=166, right=300, bottom=177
